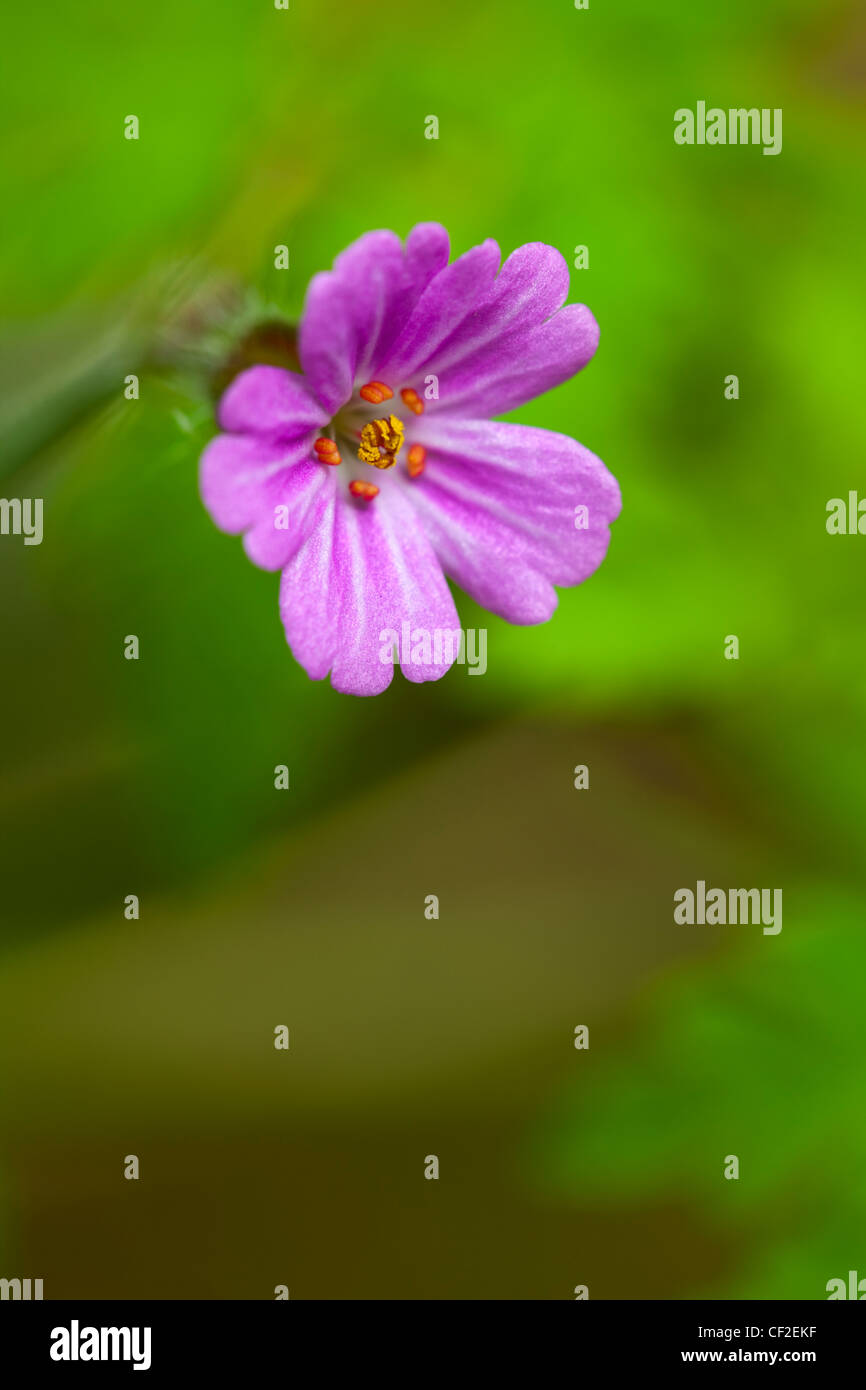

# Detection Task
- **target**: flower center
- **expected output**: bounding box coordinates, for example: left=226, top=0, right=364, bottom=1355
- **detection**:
left=358, top=413, right=404, bottom=469
left=313, top=380, right=426, bottom=500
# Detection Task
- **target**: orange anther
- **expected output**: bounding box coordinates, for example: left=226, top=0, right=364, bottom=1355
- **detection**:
left=400, top=387, right=424, bottom=415
left=360, top=381, right=393, bottom=404
left=349, top=479, right=380, bottom=500
left=407, top=444, right=426, bottom=479
left=314, top=437, right=341, bottom=464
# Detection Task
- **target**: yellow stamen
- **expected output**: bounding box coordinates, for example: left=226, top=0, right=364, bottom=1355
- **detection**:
left=357, top=413, right=405, bottom=469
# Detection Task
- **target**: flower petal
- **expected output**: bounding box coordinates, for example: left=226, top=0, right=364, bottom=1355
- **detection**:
left=200, top=433, right=313, bottom=534
left=429, top=302, right=599, bottom=418
left=368, top=221, right=451, bottom=372
left=279, top=479, right=460, bottom=694
left=297, top=270, right=361, bottom=417
left=200, top=432, right=334, bottom=571
left=298, top=225, right=452, bottom=414
left=328, top=229, right=406, bottom=384
left=241, top=462, right=335, bottom=571
left=408, top=241, right=570, bottom=380
left=330, top=483, right=461, bottom=694
left=375, top=238, right=501, bottom=384
left=279, top=489, right=344, bottom=681
left=217, top=365, right=327, bottom=439
left=406, top=417, right=621, bottom=623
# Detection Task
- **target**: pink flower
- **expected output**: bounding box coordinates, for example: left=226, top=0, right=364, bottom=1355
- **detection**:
left=200, top=224, right=620, bottom=695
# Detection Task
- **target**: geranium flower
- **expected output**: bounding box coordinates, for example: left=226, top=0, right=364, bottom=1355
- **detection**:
left=200, top=223, right=620, bottom=695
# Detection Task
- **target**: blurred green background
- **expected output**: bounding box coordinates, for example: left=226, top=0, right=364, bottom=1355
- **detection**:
left=1, top=0, right=865, bottom=1298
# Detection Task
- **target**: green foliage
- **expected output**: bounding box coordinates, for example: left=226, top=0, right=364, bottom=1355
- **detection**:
left=539, top=890, right=866, bottom=1297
